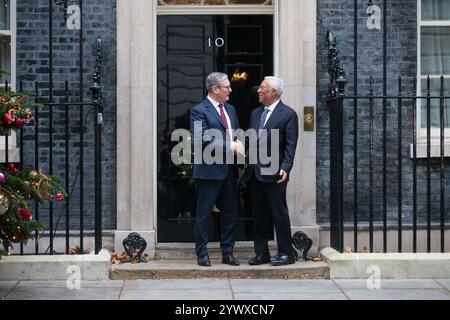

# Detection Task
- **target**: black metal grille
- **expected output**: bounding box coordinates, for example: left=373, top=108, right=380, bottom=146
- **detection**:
left=327, top=32, right=449, bottom=253
left=1, top=36, right=103, bottom=255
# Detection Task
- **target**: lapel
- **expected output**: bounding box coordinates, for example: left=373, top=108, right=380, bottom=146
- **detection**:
left=263, top=101, right=284, bottom=130
left=205, top=99, right=227, bottom=129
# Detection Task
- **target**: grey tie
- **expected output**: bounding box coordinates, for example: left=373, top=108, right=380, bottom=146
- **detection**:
left=259, top=108, right=270, bottom=136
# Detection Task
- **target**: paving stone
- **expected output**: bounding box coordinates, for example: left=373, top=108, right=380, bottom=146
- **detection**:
left=123, top=280, right=230, bottom=291
left=234, top=292, right=348, bottom=300
left=435, top=280, right=450, bottom=291
left=334, top=279, right=442, bottom=290
left=230, top=280, right=341, bottom=293
left=6, top=287, right=122, bottom=300
left=0, top=281, right=18, bottom=299
left=119, top=289, right=233, bottom=300
left=16, top=281, right=124, bottom=288
left=343, top=289, right=450, bottom=300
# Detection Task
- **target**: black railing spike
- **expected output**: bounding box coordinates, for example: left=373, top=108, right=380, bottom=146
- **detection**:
left=90, top=37, right=103, bottom=254
left=327, top=32, right=346, bottom=252
left=426, top=75, right=432, bottom=253
left=412, top=75, right=418, bottom=253
left=327, top=31, right=347, bottom=100
left=90, top=38, right=103, bottom=107
left=440, top=74, right=445, bottom=253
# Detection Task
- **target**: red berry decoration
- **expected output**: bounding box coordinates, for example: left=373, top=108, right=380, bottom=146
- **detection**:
left=14, top=118, right=25, bottom=129
left=2, top=113, right=14, bottom=126
left=56, top=192, right=65, bottom=202
left=8, top=163, right=17, bottom=173
left=16, top=207, right=33, bottom=221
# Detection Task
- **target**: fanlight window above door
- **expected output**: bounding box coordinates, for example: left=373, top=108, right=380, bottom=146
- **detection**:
left=158, top=0, right=272, bottom=5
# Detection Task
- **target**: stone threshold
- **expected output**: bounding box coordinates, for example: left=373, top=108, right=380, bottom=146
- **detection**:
left=110, top=260, right=329, bottom=280
left=155, top=242, right=278, bottom=261
left=321, top=247, right=450, bottom=280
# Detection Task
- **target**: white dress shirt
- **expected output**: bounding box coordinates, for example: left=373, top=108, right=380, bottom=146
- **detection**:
left=208, top=96, right=233, bottom=141
left=262, top=99, right=280, bottom=127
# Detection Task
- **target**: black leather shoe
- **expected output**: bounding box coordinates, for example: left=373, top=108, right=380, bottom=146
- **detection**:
left=222, top=254, right=240, bottom=266
left=248, top=254, right=271, bottom=266
left=271, top=254, right=295, bottom=266
left=197, top=255, right=211, bottom=267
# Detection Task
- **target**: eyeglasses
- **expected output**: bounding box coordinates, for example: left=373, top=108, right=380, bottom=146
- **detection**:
left=216, top=85, right=232, bottom=91
left=258, top=85, right=274, bottom=93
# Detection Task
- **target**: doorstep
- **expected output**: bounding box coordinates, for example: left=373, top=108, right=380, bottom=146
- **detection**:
left=110, top=242, right=328, bottom=280
left=110, top=259, right=330, bottom=280
left=155, top=242, right=276, bottom=261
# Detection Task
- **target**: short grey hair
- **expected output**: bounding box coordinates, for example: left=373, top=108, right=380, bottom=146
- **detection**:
left=265, top=76, right=284, bottom=97
left=206, top=72, right=228, bottom=93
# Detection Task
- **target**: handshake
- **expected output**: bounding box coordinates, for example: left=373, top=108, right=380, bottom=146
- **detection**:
left=230, top=140, right=245, bottom=156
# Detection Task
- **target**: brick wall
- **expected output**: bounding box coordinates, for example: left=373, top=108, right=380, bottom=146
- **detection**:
left=15, top=0, right=117, bottom=232
left=317, top=0, right=449, bottom=227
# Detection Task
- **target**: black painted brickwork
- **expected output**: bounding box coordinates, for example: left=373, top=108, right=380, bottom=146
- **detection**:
left=317, top=0, right=449, bottom=228
left=15, top=0, right=116, bottom=233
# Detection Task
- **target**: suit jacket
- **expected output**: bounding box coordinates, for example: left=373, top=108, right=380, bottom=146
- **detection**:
left=190, top=98, right=240, bottom=180
left=246, top=101, right=299, bottom=183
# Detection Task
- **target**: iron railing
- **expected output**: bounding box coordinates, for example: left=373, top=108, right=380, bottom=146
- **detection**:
left=327, top=32, right=449, bottom=253
left=1, top=38, right=103, bottom=255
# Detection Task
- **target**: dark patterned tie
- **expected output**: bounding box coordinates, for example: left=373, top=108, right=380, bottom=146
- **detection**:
left=259, top=108, right=270, bottom=136
left=219, top=103, right=229, bottom=129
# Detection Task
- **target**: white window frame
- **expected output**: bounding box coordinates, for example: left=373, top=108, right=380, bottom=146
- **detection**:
left=417, top=0, right=450, bottom=141
left=0, top=0, right=18, bottom=162
left=0, top=0, right=16, bottom=90
left=415, top=0, right=450, bottom=158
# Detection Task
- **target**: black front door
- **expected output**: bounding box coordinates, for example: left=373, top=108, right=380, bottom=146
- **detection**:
left=157, top=15, right=274, bottom=242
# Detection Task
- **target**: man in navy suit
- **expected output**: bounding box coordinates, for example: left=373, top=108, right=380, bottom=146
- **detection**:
left=246, top=76, right=299, bottom=266
left=190, top=72, right=244, bottom=267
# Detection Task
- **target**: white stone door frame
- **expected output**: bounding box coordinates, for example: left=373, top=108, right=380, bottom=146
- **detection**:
left=116, top=0, right=318, bottom=257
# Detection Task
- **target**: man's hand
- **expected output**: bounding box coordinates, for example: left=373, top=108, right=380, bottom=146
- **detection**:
left=277, top=170, right=288, bottom=184
left=231, top=141, right=245, bottom=156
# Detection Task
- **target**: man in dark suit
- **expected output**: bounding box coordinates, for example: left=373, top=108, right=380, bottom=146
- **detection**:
left=190, top=72, right=244, bottom=267
left=247, top=76, right=299, bottom=266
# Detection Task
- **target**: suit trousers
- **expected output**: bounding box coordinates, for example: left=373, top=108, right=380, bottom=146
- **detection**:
left=195, top=166, right=238, bottom=258
left=250, top=176, right=293, bottom=256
